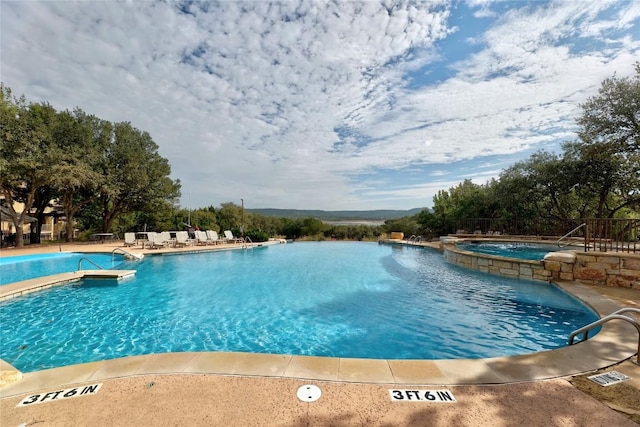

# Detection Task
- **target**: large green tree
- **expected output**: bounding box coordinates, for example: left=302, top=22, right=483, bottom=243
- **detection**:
left=97, top=122, right=181, bottom=232
left=563, top=141, right=640, bottom=218
left=2, top=86, right=182, bottom=243
left=0, top=87, right=58, bottom=247
left=50, top=109, right=107, bottom=241
left=216, top=202, right=243, bottom=233
left=572, top=62, right=640, bottom=217
left=497, top=151, right=580, bottom=222
left=578, top=62, right=640, bottom=152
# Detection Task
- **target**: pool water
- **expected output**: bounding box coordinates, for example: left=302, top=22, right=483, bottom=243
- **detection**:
left=456, top=242, right=560, bottom=260
left=0, top=252, right=126, bottom=285
left=0, top=242, right=598, bottom=372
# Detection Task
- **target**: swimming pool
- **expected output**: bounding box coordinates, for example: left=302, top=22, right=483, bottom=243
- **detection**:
left=0, top=242, right=598, bottom=372
left=456, top=241, right=561, bottom=260
left=0, top=252, right=126, bottom=285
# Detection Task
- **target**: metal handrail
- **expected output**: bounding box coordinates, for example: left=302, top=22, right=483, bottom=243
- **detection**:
left=111, top=247, right=143, bottom=263
left=242, top=236, right=254, bottom=249
left=557, top=223, right=586, bottom=247
left=568, top=308, right=640, bottom=364
left=78, top=257, right=104, bottom=271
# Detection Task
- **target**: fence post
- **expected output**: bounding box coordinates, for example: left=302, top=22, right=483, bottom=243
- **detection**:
left=584, top=220, right=589, bottom=252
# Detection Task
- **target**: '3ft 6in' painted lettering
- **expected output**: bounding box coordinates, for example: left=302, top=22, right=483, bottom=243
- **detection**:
left=389, top=389, right=456, bottom=402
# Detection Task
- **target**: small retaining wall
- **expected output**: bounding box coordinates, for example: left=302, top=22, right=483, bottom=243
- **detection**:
left=544, top=251, right=640, bottom=289
left=440, top=237, right=640, bottom=288
left=442, top=239, right=551, bottom=282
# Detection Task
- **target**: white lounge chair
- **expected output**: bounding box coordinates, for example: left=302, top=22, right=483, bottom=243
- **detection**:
left=147, top=232, right=169, bottom=249
left=224, top=230, right=244, bottom=243
left=206, top=230, right=223, bottom=245
left=145, top=232, right=156, bottom=249
left=124, top=232, right=136, bottom=247
left=194, top=230, right=209, bottom=245
left=160, top=231, right=173, bottom=247
left=175, top=231, right=194, bottom=247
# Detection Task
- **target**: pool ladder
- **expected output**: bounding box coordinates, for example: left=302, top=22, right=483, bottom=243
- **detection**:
left=77, top=248, right=144, bottom=272
left=242, top=236, right=254, bottom=249
left=77, top=257, right=104, bottom=271
left=568, top=307, right=640, bottom=364
left=111, top=247, right=144, bottom=263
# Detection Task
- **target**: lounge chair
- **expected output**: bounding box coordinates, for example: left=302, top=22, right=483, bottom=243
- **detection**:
left=224, top=230, right=244, bottom=243
left=194, top=230, right=209, bottom=245
left=175, top=231, right=194, bottom=247
left=147, top=232, right=169, bottom=249
left=160, top=231, right=173, bottom=247
left=145, top=232, right=157, bottom=249
left=206, top=230, right=223, bottom=245
left=124, top=232, right=136, bottom=247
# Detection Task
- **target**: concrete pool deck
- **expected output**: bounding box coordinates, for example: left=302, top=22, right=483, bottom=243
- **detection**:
left=1, top=241, right=639, bottom=425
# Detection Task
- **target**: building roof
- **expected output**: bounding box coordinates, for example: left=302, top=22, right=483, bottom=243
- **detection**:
left=0, top=206, right=38, bottom=223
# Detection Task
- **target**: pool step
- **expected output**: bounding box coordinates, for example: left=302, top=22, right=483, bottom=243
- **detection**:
left=0, top=270, right=137, bottom=301
left=80, top=269, right=136, bottom=280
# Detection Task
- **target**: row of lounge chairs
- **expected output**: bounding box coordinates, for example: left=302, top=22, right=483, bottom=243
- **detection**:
left=455, top=230, right=503, bottom=236
left=123, top=230, right=245, bottom=249
left=194, top=230, right=245, bottom=245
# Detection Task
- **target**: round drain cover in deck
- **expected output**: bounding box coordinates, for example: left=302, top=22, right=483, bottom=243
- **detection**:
left=297, top=384, right=322, bottom=402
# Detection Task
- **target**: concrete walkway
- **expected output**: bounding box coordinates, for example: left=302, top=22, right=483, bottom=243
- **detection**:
left=1, top=241, right=639, bottom=425
left=2, top=370, right=639, bottom=426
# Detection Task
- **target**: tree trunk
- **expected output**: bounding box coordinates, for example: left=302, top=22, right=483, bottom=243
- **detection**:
left=13, top=225, right=23, bottom=248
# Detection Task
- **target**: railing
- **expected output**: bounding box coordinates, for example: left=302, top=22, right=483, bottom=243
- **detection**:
left=453, top=218, right=639, bottom=253
left=78, top=257, right=104, bottom=271
left=583, top=218, right=640, bottom=253
left=568, top=308, right=640, bottom=364
left=242, top=236, right=253, bottom=249
left=111, top=247, right=144, bottom=263
left=453, top=218, right=576, bottom=237
left=557, top=223, right=586, bottom=247
left=407, top=235, right=423, bottom=243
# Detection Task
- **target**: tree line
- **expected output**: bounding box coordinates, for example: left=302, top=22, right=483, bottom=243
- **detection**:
left=2, top=64, right=638, bottom=246
left=1, top=85, right=181, bottom=247
left=0, top=86, right=382, bottom=246
left=385, top=64, right=640, bottom=238
left=165, top=204, right=383, bottom=242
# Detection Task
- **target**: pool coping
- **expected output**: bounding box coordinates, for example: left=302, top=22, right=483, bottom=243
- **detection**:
left=1, top=245, right=638, bottom=398
left=0, top=270, right=138, bottom=301
left=0, top=240, right=283, bottom=300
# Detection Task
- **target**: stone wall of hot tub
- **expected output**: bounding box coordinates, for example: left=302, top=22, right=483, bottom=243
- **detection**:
left=441, top=238, right=552, bottom=282
left=441, top=237, right=640, bottom=288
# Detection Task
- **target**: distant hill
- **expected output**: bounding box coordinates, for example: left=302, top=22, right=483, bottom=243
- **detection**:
left=247, top=208, right=425, bottom=221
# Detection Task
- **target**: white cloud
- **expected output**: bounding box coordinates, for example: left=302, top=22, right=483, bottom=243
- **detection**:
left=1, top=1, right=638, bottom=210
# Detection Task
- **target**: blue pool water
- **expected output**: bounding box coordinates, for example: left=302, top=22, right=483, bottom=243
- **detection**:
left=456, top=241, right=560, bottom=260
left=0, top=242, right=598, bottom=372
left=0, top=252, right=126, bottom=285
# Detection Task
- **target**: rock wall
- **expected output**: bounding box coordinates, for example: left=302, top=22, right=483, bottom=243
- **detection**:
left=545, top=251, right=640, bottom=289
left=443, top=244, right=552, bottom=282
left=442, top=238, right=640, bottom=289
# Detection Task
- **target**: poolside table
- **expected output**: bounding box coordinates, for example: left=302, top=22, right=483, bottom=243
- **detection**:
left=90, top=233, right=115, bottom=244
left=135, top=232, right=150, bottom=248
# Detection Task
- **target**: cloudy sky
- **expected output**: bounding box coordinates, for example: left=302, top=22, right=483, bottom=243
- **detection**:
left=2, top=1, right=639, bottom=211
